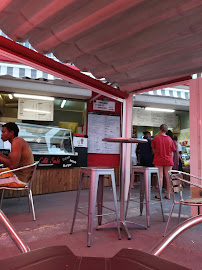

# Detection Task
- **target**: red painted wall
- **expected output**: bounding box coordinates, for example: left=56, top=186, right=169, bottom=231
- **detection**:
left=87, top=93, right=121, bottom=167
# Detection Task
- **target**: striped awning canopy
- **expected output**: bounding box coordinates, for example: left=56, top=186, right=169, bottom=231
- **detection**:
left=0, top=1, right=201, bottom=94
left=146, top=87, right=189, bottom=100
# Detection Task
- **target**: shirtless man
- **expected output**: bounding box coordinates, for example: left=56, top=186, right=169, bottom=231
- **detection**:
left=0, top=122, right=34, bottom=186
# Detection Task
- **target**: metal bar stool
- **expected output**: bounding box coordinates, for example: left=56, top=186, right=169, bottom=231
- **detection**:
left=125, top=166, right=165, bottom=227
left=70, top=167, right=121, bottom=247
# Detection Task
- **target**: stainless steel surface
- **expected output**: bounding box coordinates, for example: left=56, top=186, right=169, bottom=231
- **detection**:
left=126, top=167, right=165, bottom=227
left=0, top=210, right=30, bottom=253
left=150, top=215, right=202, bottom=257
left=70, top=168, right=121, bottom=247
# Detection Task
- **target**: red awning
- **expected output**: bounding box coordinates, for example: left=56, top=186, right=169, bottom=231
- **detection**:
left=0, top=1, right=200, bottom=95
left=0, top=36, right=127, bottom=101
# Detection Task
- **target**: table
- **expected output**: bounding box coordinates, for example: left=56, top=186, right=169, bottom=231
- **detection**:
left=97, top=137, right=148, bottom=239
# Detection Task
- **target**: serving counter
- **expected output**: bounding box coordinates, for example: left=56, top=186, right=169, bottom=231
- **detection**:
left=0, top=123, right=119, bottom=198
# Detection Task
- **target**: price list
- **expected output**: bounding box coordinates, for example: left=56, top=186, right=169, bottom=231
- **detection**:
left=88, top=113, right=120, bottom=154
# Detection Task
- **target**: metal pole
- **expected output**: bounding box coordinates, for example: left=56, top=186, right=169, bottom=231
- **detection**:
left=120, top=100, right=126, bottom=220
left=150, top=215, right=202, bottom=256
left=0, top=210, right=30, bottom=253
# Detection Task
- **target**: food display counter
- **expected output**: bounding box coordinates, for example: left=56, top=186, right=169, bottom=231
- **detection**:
left=17, top=123, right=81, bottom=168
left=0, top=123, right=89, bottom=197
left=182, top=146, right=190, bottom=168
left=182, top=145, right=190, bottom=173
left=181, top=145, right=190, bottom=181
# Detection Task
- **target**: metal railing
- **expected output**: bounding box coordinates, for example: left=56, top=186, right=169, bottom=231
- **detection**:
left=0, top=210, right=30, bottom=253
left=150, top=214, right=202, bottom=256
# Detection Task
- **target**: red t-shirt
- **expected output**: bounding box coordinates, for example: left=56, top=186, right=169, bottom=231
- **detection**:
left=151, top=135, right=176, bottom=166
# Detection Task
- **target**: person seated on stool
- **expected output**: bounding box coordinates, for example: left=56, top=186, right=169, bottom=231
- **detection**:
left=0, top=122, right=34, bottom=187
left=151, top=124, right=176, bottom=200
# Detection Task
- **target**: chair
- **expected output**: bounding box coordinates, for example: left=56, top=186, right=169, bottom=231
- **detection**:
left=0, top=162, right=39, bottom=221
left=164, top=170, right=202, bottom=236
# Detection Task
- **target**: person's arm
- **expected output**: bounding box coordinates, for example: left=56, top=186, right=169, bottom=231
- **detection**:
left=0, top=138, right=22, bottom=169
left=171, top=140, right=176, bottom=161
left=179, top=151, right=183, bottom=161
left=176, top=142, right=179, bottom=164
left=151, top=138, right=155, bottom=154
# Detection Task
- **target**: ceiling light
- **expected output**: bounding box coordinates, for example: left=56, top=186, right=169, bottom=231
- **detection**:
left=145, top=107, right=175, bottom=112
left=14, top=93, right=54, bottom=101
left=8, top=94, right=13, bottom=99
left=61, top=100, right=66, bottom=108
left=133, top=106, right=144, bottom=109
left=23, top=109, right=51, bottom=114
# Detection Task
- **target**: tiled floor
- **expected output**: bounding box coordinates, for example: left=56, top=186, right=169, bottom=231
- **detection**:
left=0, top=186, right=201, bottom=269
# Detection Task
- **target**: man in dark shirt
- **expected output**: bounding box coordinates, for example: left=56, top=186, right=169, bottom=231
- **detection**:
left=136, top=131, right=153, bottom=167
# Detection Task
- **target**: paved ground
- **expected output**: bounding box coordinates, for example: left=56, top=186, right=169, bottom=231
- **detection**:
left=0, top=186, right=201, bottom=269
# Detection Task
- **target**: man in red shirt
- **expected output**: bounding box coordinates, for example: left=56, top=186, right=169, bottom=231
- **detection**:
left=151, top=124, right=176, bottom=199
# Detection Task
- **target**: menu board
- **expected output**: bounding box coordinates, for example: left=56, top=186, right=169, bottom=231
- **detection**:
left=132, top=108, right=178, bottom=127
left=87, top=112, right=120, bottom=154
left=93, top=100, right=115, bottom=112
left=18, top=99, right=54, bottom=121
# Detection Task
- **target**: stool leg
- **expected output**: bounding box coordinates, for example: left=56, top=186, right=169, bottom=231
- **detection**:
left=157, top=171, right=165, bottom=222
left=70, top=172, right=84, bottom=234
left=125, top=170, right=136, bottom=219
left=97, top=175, right=104, bottom=226
left=140, top=173, right=144, bottom=216
left=87, top=170, right=99, bottom=247
left=0, top=189, right=5, bottom=209
left=178, top=203, right=182, bottom=224
left=111, top=172, right=121, bottom=240
left=144, top=169, right=150, bottom=227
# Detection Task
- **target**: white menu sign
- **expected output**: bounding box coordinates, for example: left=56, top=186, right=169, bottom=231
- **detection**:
left=88, top=113, right=120, bottom=154
left=18, top=99, right=54, bottom=121
left=93, top=100, right=115, bottom=112
left=132, top=108, right=178, bottom=127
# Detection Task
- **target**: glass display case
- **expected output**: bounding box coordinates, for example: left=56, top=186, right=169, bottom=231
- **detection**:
left=0, top=122, right=86, bottom=168
left=17, top=123, right=74, bottom=155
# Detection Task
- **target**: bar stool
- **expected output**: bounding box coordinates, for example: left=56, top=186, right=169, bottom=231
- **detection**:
left=125, top=166, right=165, bottom=227
left=70, top=167, right=121, bottom=247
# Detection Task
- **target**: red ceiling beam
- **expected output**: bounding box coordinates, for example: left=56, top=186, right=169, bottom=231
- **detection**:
left=130, top=75, right=192, bottom=94
left=0, top=36, right=128, bottom=101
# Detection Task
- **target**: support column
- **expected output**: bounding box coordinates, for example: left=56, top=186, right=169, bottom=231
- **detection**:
left=122, top=93, right=133, bottom=200
left=189, top=78, right=202, bottom=215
